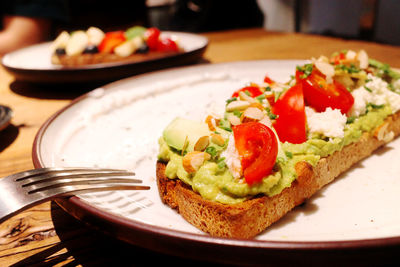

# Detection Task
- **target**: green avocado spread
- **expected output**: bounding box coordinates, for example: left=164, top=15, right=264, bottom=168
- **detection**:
left=158, top=105, right=392, bottom=205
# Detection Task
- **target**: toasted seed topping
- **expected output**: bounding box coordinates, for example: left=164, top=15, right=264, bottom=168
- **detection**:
left=211, top=133, right=225, bottom=146
left=241, top=107, right=265, bottom=123
left=194, top=136, right=210, bottom=151
left=182, top=151, right=211, bottom=173
left=226, top=100, right=250, bottom=112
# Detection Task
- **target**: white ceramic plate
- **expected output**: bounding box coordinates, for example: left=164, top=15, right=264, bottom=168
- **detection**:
left=32, top=60, right=400, bottom=265
left=1, top=32, right=208, bottom=83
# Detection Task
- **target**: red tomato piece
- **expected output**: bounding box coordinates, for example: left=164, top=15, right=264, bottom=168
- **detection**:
left=98, top=31, right=126, bottom=53
left=157, top=37, right=179, bottom=52
left=144, top=27, right=161, bottom=51
left=232, top=86, right=263, bottom=98
left=272, top=83, right=307, bottom=144
left=297, top=68, right=354, bottom=114
left=330, top=52, right=346, bottom=65
left=233, top=122, right=278, bottom=185
left=263, top=75, right=275, bottom=84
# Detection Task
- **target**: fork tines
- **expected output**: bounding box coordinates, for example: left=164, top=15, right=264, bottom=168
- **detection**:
left=10, top=167, right=149, bottom=195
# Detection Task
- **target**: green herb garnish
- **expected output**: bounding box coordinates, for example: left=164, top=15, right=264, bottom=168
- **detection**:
left=364, top=86, right=372, bottom=93
left=256, top=94, right=266, bottom=103
left=205, top=146, right=217, bottom=158
left=217, top=157, right=226, bottom=169
left=285, top=151, right=293, bottom=159
left=226, top=97, right=237, bottom=105
left=367, top=103, right=384, bottom=109
left=335, top=63, right=361, bottom=74
left=296, top=63, right=314, bottom=79
left=233, top=110, right=242, bottom=118
left=346, top=116, right=356, bottom=124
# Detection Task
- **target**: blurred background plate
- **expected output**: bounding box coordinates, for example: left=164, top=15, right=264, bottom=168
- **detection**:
left=1, top=31, right=208, bottom=84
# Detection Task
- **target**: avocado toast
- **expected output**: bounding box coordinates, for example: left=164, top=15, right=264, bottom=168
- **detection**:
left=157, top=50, right=400, bottom=238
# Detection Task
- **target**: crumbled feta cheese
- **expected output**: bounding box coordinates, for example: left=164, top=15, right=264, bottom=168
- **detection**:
left=357, top=50, right=369, bottom=69
left=348, top=87, right=372, bottom=117
left=348, top=74, right=400, bottom=116
left=346, top=50, right=357, bottom=60
left=315, top=61, right=335, bottom=84
left=385, top=90, right=400, bottom=113
left=306, top=107, right=347, bottom=138
left=393, top=79, right=400, bottom=93
left=220, top=134, right=242, bottom=179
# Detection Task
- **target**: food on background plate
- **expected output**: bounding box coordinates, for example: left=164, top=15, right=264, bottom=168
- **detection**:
left=51, top=26, right=183, bottom=66
left=156, top=50, right=400, bottom=238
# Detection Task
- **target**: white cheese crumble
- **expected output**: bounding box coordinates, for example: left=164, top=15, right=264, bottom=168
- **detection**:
left=393, top=79, right=400, bottom=93
left=306, top=107, right=347, bottom=138
left=348, top=74, right=400, bottom=117
left=220, top=134, right=242, bottom=179
left=348, top=87, right=372, bottom=117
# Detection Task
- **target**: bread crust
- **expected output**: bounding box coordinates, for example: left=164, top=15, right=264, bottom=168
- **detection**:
left=156, top=112, right=400, bottom=238
left=51, top=50, right=181, bottom=67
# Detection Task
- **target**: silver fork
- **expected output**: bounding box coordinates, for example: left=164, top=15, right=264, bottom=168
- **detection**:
left=0, top=167, right=150, bottom=224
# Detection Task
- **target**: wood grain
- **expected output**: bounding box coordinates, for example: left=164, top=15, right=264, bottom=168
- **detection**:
left=0, top=28, right=399, bottom=265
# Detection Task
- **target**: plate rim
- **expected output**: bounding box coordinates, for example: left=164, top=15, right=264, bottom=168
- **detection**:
left=31, top=59, right=400, bottom=263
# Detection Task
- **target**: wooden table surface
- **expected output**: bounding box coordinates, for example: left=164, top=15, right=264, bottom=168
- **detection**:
left=0, top=28, right=400, bottom=266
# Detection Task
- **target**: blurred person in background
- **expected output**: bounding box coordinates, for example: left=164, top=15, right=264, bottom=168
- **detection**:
left=0, top=0, right=68, bottom=55
left=0, top=0, right=147, bottom=56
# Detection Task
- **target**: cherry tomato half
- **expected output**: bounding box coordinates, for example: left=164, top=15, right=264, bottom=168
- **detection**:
left=296, top=68, right=354, bottom=114
left=232, top=86, right=263, bottom=98
left=157, top=37, right=179, bottom=52
left=272, top=83, right=307, bottom=144
left=233, top=122, right=278, bottom=185
left=98, top=31, right=126, bottom=53
left=144, top=27, right=161, bottom=51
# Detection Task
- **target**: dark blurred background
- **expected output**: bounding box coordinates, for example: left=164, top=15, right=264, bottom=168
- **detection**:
left=144, top=0, right=399, bottom=45
left=1, top=0, right=399, bottom=48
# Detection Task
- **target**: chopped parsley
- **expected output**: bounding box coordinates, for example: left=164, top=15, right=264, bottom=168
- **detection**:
left=217, top=157, right=226, bottom=169
left=268, top=113, right=277, bottom=120
left=296, top=63, right=314, bottom=79
left=335, top=63, right=361, bottom=74
left=233, top=110, right=242, bottom=118
left=218, top=118, right=232, bottom=132
left=226, top=97, right=237, bottom=105
left=285, top=151, right=293, bottom=159
left=364, top=85, right=372, bottom=93
left=367, top=103, right=384, bottom=109
left=256, top=94, right=266, bottom=103
left=265, top=107, right=277, bottom=120
left=205, top=146, right=217, bottom=158
left=346, top=116, right=356, bottom=124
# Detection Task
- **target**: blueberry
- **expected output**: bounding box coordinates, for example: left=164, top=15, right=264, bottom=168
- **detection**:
left=55, top=47, right=66, bottom=55
left=83, top=45, right=99, bottom=54
left=136, top=43, right=149, bottom=54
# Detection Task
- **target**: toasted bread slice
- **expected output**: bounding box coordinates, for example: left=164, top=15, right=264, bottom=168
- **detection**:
left=156, top=112, right=400, bottom=238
